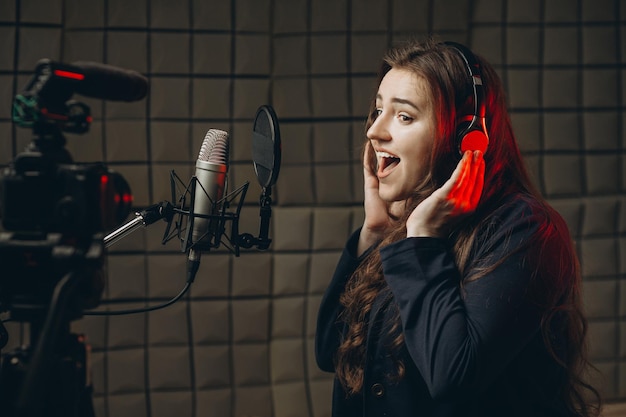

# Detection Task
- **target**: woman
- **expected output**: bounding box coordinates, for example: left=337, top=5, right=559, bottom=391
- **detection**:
left=315, top=38, right=601, bottom=417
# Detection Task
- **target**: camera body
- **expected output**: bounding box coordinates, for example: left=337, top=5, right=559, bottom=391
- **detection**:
left=0, top=144, right=131, bottom=319
left=1, top=151, right=131, bottom=236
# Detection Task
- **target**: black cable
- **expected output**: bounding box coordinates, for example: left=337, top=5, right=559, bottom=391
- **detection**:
left=84, top=281, right=192, bottom=316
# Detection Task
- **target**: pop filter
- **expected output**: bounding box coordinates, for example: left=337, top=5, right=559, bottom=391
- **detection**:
left=252, top=105, right=281, bottom=188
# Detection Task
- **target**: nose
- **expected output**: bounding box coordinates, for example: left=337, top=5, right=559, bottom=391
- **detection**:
left=366, top=113, right=391, bottom=142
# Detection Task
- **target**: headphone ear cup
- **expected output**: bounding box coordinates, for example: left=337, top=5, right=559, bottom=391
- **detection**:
left=459, top=129, right=489, bottom=154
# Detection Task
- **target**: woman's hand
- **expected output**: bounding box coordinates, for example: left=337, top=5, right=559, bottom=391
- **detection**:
left=358, top=144, right=403, bottom=255
left=406, top=150, right=485, bottom=238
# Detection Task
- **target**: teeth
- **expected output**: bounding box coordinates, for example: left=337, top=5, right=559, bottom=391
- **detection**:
left=376, top=151, right=398, bottom=159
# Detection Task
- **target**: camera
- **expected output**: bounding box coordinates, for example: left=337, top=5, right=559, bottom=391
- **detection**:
left=0, top=58, right=142, bottom=318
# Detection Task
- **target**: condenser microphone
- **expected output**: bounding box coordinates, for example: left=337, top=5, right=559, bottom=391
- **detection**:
left=187, top=129, right=229, bottom=281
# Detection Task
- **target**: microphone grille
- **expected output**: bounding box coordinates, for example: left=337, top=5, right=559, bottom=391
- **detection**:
left=199, top=129, right=229, bottom=165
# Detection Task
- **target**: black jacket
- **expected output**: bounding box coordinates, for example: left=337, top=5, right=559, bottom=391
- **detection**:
left=315, top=195, right=575, bottom=417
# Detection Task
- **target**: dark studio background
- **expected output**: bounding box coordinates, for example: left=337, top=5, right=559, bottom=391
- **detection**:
left=0, top=0, right=625, bottom=416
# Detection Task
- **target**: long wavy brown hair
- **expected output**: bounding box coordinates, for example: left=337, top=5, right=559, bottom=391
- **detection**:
left=335, top=38, right=601, bottom=416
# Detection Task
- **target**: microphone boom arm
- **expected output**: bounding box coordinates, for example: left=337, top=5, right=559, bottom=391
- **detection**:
left=104, top=201, right=174, bottom=248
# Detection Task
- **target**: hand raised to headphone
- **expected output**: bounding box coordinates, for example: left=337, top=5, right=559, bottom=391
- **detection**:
left=406, top=150, right=485, bottom=238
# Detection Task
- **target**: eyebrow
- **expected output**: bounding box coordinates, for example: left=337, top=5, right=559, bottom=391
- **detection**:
left=375, top=94, right=420, bottom=111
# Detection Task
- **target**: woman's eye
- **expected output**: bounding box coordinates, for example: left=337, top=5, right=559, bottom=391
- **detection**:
left=399, top=114, right=413, bottom=122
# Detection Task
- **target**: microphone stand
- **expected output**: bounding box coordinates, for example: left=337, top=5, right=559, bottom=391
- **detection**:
left=238, top=186, right=273, bottom=251
left=257, top=187, right=273, bottom=250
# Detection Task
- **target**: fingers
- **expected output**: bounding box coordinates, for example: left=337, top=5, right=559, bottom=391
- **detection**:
left=441, top=150, right=468, bottom=200
left=363, top=142, right=376, bottom=177
left=445, top=151, right=470, bottom=208
left=469, top=154, right=485, bottom=208
left=448, top=152, right=471, bottom=205
left=458, top=150, right=484, bottom=209
left=446, top=150, right=484, bottom=214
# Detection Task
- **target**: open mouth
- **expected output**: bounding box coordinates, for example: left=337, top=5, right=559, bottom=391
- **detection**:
left=376, top=151, right=400, bottom=176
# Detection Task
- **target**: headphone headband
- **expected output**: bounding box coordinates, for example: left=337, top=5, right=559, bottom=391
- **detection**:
left=444, top=41, right=489, bottom=154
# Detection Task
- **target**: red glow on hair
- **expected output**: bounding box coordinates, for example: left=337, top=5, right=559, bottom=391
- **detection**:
left=53, top=69, right=85, bottom=80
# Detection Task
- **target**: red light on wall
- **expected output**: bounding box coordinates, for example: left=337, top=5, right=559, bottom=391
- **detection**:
left=53, top=69, right=85, bottom=80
